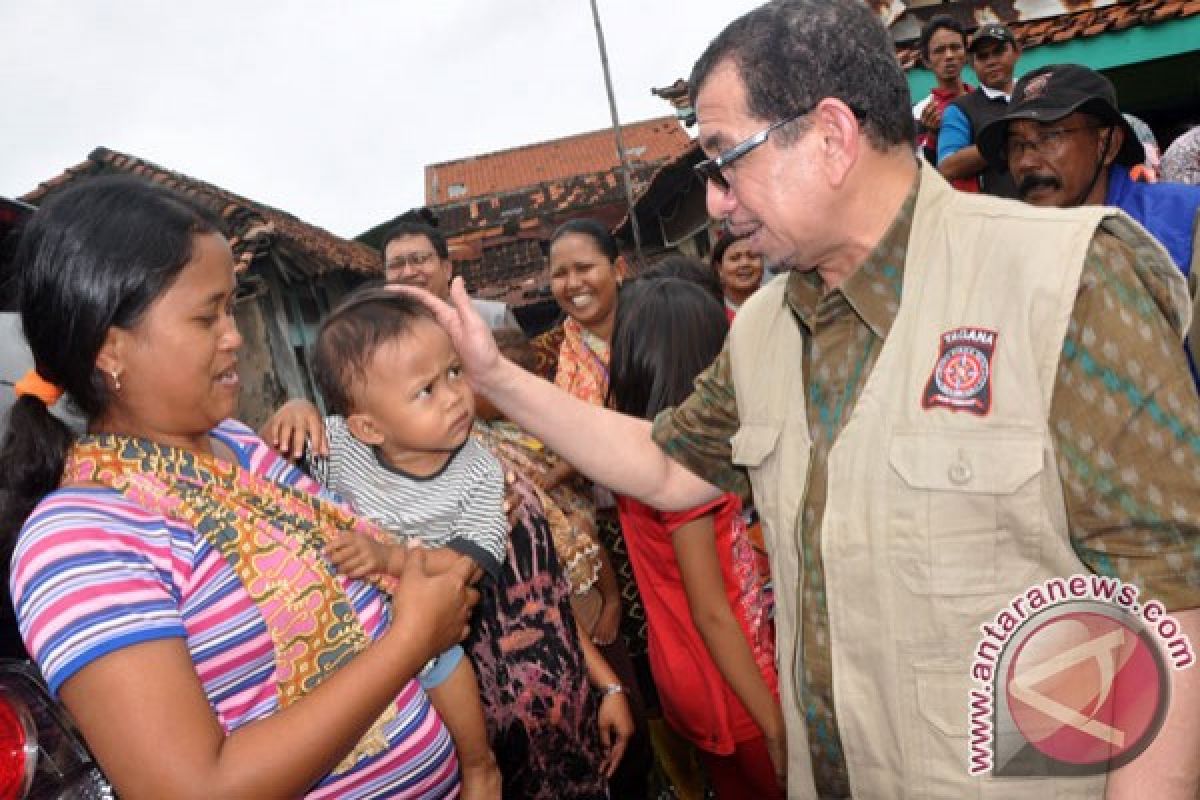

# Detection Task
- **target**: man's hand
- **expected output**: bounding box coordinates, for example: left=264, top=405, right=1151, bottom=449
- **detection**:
left=393, top=278, right=505, bottom=394
left=919, top=100, right=942, bottom=132
left=260, top=399, right=327, bottom=460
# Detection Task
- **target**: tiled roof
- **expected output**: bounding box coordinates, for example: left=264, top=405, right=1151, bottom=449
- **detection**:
left=22, top=147, right=380, bottom=278
left=432, top=163, right=661, bottom=236
left=425, top=116, right=690, bottom=205
left=653, top=1, right=1200, bottom=105
left=895, top=0, right=1200, bottom=69
left=432, top=163, right=660, bottom=296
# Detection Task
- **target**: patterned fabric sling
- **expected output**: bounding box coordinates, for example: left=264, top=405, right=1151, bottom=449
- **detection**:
left=65, top=433, right=399, bottom=774
left=554, top=316, right=610, bottom=407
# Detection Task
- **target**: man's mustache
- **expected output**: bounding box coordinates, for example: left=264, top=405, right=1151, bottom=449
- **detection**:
left=1017, top=173, right=1062, bottom=198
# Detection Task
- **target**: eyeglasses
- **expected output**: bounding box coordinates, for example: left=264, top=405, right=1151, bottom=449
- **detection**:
left=694, top=107, right=814, bottom=192
left=1004, top=125, right=1104, bottom=162
left=385, top=250, right=437, bottom=271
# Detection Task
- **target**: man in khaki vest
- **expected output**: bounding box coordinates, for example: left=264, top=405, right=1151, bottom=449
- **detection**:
left=410, top=1, right=1200, bottom=797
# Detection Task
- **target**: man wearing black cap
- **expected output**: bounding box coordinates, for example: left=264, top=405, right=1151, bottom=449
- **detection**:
left=979, top=64, right=1200, bottom=276
left=937, top=23, right=1020, bottom=196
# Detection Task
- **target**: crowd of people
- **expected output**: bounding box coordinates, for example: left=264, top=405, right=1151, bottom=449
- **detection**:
left=3, top=1, right=1200, bottom=799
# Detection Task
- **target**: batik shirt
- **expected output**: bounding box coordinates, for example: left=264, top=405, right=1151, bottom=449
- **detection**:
left=652, top=177, right=1200, bottom=795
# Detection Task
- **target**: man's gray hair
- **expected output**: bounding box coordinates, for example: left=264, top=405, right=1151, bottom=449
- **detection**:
left=689, top=0, right=915, bottom=151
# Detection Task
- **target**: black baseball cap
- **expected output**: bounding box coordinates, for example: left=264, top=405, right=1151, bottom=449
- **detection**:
left=968, top=23, right=1017, bottom=52
left=977, top=64, right=1144, bottom=167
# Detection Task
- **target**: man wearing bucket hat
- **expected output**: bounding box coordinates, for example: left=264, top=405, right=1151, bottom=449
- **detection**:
left=979, top=64, right=1200, bottom=277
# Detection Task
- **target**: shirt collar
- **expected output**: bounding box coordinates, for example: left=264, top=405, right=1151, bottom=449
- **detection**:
left=979, top=83, right=1011, bottom=102
left=783, top=172, right=920, bottom=340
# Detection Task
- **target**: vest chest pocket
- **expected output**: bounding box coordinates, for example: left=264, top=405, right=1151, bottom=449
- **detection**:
left=731, top=423, right=799, bottom=613
left=887, top=432, right=1047, bottom=597
left=731, top=424, right=785, bottom=544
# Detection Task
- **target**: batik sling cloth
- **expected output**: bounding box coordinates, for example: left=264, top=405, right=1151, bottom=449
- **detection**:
left=65, top=433, right=399, bottom=774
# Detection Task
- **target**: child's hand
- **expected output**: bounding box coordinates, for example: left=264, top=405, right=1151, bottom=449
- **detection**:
left=327, top=532, right=392, bottom=578
left=260, top=399, right=327, bottom=460
left=596, top=689, right=634, bottom=778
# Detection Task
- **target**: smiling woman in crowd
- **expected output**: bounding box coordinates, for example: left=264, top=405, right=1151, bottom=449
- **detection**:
left=710, top=232, right=765, bottom=321
left=0, top=176, right=477, bottom=800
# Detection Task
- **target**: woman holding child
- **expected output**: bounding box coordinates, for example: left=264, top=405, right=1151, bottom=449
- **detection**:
left=1, top=177, right=479, bottom=798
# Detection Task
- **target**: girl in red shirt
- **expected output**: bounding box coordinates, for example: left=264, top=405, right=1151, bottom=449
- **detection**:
left=606, top=276, right=784, bottom=799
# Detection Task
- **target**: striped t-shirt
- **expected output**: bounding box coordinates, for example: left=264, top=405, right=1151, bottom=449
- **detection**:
left=9, top=419, right=460, bottom=800
left=309, top=417, right=508, bottom=578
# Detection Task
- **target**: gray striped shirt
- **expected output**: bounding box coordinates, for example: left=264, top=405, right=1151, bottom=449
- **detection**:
left=309, top=416, right=508, bottom=578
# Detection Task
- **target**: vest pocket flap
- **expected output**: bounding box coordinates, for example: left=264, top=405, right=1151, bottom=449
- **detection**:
left=889, top=432, right=1043, bottom=494
left=914, top=662, right=971, bottom=736
left=730, top=424, right=782, bottom=467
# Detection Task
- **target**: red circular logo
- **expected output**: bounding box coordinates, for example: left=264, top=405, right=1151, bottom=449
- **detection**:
left=1004, top=607, right=1167, bottom=767
left=934, top=346, right=988, bottom=398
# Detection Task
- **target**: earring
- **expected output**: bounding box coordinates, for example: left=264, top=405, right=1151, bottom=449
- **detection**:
left=110, top=369, right=122, bottom=392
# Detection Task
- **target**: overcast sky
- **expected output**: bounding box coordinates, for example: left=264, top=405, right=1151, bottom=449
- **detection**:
left=2, top=1, right=763, bottom=238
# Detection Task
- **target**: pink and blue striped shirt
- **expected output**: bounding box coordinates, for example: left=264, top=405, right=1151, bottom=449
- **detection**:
left=9, top=419, right=459, bottom=799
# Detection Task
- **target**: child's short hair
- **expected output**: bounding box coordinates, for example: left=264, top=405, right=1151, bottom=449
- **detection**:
left=313, top=287, right=435, bottom=415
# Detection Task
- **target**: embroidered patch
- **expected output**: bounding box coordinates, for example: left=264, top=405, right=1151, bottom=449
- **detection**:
left=922, top=327, right=997, bottom=415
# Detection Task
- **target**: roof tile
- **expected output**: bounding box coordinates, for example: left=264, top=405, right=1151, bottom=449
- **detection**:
left=424, top=117, right=690, bottom=205
left=22, top=147, right=380, bottom=278
left=892, top=1, right=1199, bottom=70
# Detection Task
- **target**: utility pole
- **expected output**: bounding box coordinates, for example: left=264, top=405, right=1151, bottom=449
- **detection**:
left=588, top=0, right=644, bottom=270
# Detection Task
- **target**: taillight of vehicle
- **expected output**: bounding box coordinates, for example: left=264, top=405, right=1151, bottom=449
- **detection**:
left=0, top=689, right=36, bottom=800
left=0, top=662, right=112, bottom=800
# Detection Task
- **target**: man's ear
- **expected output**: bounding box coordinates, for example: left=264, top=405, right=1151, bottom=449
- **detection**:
left=346, top=413, right=385, bottom=446
left=1101, top=124, right=1125, bottom=167
left=812, top=97, right=861, bottom=188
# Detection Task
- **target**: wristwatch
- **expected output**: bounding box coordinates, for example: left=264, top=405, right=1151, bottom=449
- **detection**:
left=598, top=682, right=625, bottom=698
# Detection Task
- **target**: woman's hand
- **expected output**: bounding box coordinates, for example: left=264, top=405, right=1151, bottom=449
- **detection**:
left=596, top=690, right=634, bottom=778
left=500, top=467, right=521, bottom=527
left=260, top=399, right=327, bottom=460
left=535, top=458, right=574, bottom=493
left=387, top=547, right=480, bottom=658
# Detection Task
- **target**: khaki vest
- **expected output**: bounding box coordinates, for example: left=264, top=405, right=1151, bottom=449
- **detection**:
left=728, top=164, right=1187, bottom=799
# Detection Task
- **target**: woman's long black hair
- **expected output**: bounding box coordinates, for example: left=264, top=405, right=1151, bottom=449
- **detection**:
left=607, top=276, right=729, bottom=421
left=0, top=176, right=223, bottom=557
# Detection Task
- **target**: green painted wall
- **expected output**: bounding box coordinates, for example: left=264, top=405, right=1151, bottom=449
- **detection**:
left=906, top=15, right=1200, bottom=102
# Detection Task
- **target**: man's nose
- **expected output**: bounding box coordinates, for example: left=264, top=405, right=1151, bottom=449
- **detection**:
left=1008, top=143, right=1042, bottom=176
